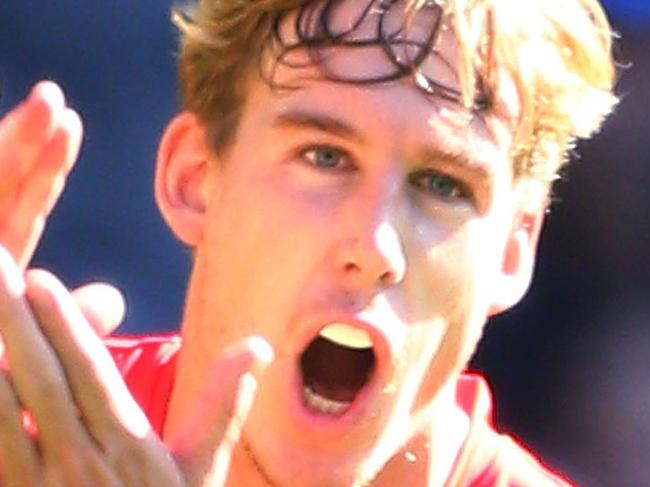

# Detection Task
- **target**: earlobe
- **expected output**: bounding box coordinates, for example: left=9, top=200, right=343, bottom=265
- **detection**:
left=155, top=112, right=211, bottom=246
left=488, top=205, right=546, bottom=316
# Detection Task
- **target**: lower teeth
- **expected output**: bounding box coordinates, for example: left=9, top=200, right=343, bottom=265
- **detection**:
left=302, top=386, right=350, bottom=416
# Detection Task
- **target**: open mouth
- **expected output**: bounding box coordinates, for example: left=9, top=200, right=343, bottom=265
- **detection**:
left=299, top=323, right=376, bottom=417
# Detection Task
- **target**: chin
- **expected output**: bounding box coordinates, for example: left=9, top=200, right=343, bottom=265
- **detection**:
left=240, top=430, right=374, bottom=487
left=237, top=320, right=420, bottom=487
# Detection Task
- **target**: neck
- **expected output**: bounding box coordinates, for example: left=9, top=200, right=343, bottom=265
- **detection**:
left=163, top=262, right=276, bottom=487
left=163, top=262, right=205, bottom=443
left=367, top=379, right=470, bottom=487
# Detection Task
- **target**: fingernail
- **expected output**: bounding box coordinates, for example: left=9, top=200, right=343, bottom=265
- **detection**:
left=246, top=336, right=274, bottom=371
left=31, top=80, right=65, bottom=110
left=61, top=108, right=82, bottom=132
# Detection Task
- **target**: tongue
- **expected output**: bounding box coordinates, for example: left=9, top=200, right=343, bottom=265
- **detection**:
left=301, top=336, right=375, bottom=403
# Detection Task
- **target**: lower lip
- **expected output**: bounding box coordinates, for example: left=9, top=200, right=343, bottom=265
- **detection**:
left=287, top=364, right=381, bottom=438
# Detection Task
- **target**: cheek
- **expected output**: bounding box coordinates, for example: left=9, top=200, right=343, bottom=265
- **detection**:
left=196, top=176, right=334, bottom=344
left=398, top=221, right=508, bottom=408
left=401, top=216, right=507, bottom=329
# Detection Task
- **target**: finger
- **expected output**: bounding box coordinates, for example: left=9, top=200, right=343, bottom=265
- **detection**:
left=1, top=108, right=82, bottom=269
left=0, top=81, right=65, bottom=190
left=71, top=282, right=126, bottom=337
left=23, top=269, right=185, bottom=485
left=23, top=269, right=151, bottom=443
left=0, top=369, right=40, bottom=487
left=167, top=336, right=273, bottom=486
left=21, top=106, right=82, bottom=205
left=0, top=247, right=90, bottom=454
left=16, top=107, right=82, bottom=213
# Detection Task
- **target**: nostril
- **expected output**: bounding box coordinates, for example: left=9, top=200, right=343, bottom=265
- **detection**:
left=379, top=270, right=394, bottom=285
left=342, top=263, right=398, bottom=286
left=344, top=262, right=360, bottom=273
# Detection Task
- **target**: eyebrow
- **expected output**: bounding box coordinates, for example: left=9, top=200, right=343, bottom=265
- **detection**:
left=272, top=110, right=367, bottom=144
left=272, top=109, right=495, bottom=180
left=417, top=145, right=494, bottom=182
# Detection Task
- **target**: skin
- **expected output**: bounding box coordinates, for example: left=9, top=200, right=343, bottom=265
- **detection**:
left=0, top=81, right=80, bottom=271
left=0, top=3, right=545, bottom=487
left=0, top=81, right=126, bottom=333
left=0, top=84, right=271, bottom=485
left=0, top=250, right=271, bottom=486
left=157, top=6, right=545, bottom=487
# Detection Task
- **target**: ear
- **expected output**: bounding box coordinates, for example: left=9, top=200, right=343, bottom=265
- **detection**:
left=488, top=200, right=546, bottom=316
left=155, top=112, right=211, bottom=246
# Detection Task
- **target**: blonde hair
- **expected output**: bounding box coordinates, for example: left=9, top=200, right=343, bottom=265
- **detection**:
left=173, top=0, right=617, bottom=184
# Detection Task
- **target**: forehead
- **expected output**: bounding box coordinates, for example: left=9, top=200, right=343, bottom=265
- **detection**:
left=268, top=0, right=471, bottom=107
left=255, top=0, right=515, bottom=163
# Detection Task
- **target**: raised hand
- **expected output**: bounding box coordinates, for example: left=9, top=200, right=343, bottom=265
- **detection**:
left=0, top=81, right=82, bottom=270
left=166, top=337, right=273, bottom=486
left=0, top=246, right=272, bottom=486
left=0, top=81, right=128, bottom=338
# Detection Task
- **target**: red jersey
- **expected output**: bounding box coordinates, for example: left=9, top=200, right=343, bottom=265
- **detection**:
left=106, top=334, right=573, bottom=487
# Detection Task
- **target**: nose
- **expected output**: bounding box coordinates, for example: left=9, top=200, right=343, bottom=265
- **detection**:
left=334, top=192, right=407, bottom=290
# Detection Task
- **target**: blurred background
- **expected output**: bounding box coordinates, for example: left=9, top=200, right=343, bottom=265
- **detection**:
left=0, top=1, right=648, bottom=485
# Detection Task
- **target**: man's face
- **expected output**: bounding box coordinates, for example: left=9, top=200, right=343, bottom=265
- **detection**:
left=176, top=2, right=536, bottom=486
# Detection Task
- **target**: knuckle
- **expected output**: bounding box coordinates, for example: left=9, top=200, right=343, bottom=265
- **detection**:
left=106, top=436, right=143, bottom=468
left=30, top=370, right=66, bottom=403
left=106, top=436, right=174, bottom=486
left=109, top=441, right=147, bottom=483
left=45, top=443, right=112, bottom=487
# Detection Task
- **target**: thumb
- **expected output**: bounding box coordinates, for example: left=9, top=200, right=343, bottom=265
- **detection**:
left=70, top=281, right=126, bottom=336
left=167, top=336, right=273, bottom=486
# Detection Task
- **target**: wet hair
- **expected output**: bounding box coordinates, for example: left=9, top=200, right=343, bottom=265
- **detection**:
left=173, top=0, right=617, bottom=184
left=265, top=1, right=488, bottom=109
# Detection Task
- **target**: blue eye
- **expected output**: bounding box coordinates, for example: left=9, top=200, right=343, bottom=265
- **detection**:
left=304, top=147, right=348, bottom=169
left=409, top=170, right=468, bottom=199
